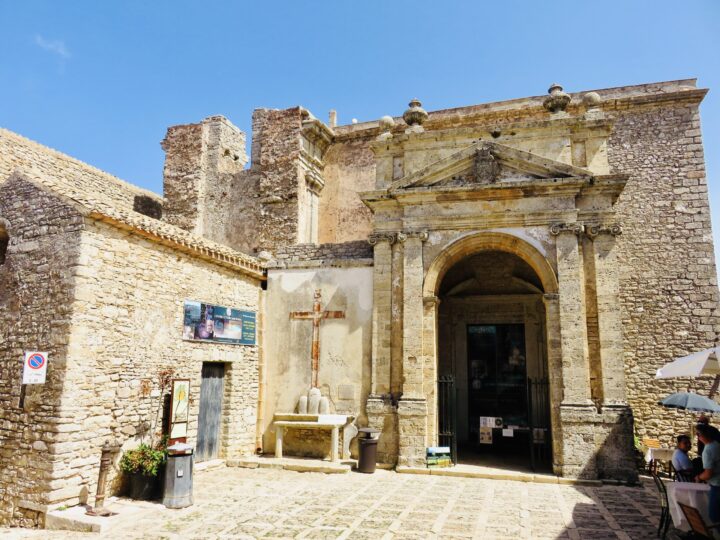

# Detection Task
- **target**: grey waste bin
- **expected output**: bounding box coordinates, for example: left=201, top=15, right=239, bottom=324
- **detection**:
left=357, top=427, right=381, bottom=473
left=163, top=442, right=193, bottom=508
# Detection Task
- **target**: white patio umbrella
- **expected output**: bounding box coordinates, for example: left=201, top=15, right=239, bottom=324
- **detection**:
left=656, top=346, right=720, bottom=398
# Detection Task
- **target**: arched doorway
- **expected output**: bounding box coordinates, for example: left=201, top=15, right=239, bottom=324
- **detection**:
left=425, top=233, right=559, bottom=473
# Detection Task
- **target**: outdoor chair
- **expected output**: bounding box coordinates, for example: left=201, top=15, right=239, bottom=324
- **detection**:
left=652, top=473, right=671, bottom=539
left=670, top=461, right=694, bottom=483
left=678, top=502, right=720, bottom=539
left=644, top=438, right=663, bottom=475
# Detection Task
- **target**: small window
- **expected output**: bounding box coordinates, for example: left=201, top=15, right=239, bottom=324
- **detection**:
left=0, top=227, right=8, bottom=265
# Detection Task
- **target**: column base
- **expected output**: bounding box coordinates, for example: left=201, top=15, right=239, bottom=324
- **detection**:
left=366, top=395, right=398, bottom=466
left=397, top=397, right=427, bottom=468
left=557, top=403, right=637, bottom=482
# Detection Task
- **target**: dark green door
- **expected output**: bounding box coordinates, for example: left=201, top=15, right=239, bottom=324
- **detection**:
left=196, top=362, right=225, bottom=462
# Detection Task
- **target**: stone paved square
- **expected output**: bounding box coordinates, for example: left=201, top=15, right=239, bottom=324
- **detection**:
left=0, top=466, right=686, bottom=539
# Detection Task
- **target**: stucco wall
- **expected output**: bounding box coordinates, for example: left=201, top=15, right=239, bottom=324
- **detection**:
left=262, top=265, right=373, bottom=456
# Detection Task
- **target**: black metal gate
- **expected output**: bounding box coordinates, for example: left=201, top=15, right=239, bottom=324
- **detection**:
left=527, top=377, right=552, bottom=471
left=438, top=374, right=457, bottom=464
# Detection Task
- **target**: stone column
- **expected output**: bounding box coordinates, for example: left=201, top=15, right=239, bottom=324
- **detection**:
left=397, top=231, right=428, bottom=468
left=422, top=296, right=440, bottom=446
left=551, top=222, right=597, bottom=479
left=550, top=223, right=593, bottom=406
left=368, top=233, right=395, bottom=396
left=587, top=223, right=637, bottom=482
left=366, top=233, right=397, bottom=465
left=587, top=224, right=627, bottom=406
left=401, top=232, right=427, bottom=398
left=542, top=293, right=564, bottom=475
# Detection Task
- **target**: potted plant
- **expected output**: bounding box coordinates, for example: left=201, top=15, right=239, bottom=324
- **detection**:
left=120, top=442, right=167, bottom=500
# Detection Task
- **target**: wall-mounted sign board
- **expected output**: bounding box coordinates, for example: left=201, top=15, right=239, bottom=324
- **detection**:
left=182, top=301, right=256, bottom=345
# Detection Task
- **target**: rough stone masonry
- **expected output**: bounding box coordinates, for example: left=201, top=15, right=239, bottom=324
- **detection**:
left=0, top=78, right=717, bottom=527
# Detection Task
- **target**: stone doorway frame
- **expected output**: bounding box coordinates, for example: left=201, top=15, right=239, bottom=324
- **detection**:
left=421, top=231, right=564, bottom=473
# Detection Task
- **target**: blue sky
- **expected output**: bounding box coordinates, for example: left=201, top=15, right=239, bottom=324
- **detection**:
left=1, top=1, right=719, bottom=258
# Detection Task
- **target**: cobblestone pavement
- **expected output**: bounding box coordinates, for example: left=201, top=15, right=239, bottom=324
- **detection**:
left=2, top=467, right=677, bottom=539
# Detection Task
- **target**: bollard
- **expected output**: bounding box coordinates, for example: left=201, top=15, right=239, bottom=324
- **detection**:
left=86, top=440, right=118, bottom=516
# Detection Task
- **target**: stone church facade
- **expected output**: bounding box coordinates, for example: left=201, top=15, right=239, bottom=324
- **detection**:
left=0, top=78, right=717, bottom=525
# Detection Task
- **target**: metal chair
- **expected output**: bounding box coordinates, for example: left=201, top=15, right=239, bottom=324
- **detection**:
left=644, top=438, right=662, bottom=475
left=652, top=473, right=671, bottom=539
left=678, top=502, right=720, bottom=538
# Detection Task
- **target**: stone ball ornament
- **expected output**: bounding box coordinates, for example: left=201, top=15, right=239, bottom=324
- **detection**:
left=543, top=83, right=571, bottom=113
left=403, top=98, right=429, bottom=126
left=582, top=91, right=602, bottom=108
left=378, top=115, right=395, bottom=132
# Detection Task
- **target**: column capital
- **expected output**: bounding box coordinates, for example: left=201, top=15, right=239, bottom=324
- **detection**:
left=585, top=223, right=622, bottom=239
left=368, top=232, right=397, bottom=246
left=542, top=293, right=560, bottom=304
left=549, top=222, right=584, bottom=236
left=400, top=230, right=429, bottom=242
left=423, top=295, right=441, bottom=307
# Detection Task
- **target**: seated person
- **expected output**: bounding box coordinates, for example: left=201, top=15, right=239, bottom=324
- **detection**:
left=672, top=434, right=694, bottom=480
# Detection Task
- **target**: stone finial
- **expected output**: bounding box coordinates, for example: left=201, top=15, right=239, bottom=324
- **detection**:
left=377, top=115, right=395, bottom=140
left=543, top=83, right=571, bottom=113
left=583, top=91, right=602, bottom=109
left=403, top=98, right=428, bottom=128
left=379, top=115, right=395, bottom=132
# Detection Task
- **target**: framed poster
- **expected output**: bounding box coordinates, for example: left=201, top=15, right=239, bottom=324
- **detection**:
left=169, top=378, right=190, bottom=443
left=183, top=300, right=256, bottom=345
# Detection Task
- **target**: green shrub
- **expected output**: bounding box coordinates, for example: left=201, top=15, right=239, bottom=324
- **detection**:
left=119, top=443, right=167, bottom=476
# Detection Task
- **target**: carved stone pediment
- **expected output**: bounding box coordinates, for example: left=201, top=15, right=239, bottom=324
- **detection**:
left=390, top=141, right=593, bottom=191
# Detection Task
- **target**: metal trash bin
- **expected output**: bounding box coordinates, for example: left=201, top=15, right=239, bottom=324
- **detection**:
left=162, top=442, right=194, bottom=508
left=357, top=427, right=381, bottom=473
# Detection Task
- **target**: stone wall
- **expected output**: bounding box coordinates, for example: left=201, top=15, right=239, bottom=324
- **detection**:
left=161, top=116, right=247, bottom=239
left=0, top=177, right=84, bottom=527
left=0, top=172, right=263, bottom=525
left=609, top=100, right=720, bottom=447
left=319, top=138, right=376, bottom=244
left=55, top=218, right=262, bottom=509
left=269, top=241, right=373, bottom=266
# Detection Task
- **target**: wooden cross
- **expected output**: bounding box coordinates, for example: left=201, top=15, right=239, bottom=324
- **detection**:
left=290, top=289, right=345, bottom=388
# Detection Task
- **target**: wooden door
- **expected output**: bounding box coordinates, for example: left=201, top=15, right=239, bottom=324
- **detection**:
left=196, top=362, right=225, bottom=462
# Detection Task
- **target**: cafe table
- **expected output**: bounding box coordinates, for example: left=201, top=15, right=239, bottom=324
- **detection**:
left=666, top=481, right=711, bottom=531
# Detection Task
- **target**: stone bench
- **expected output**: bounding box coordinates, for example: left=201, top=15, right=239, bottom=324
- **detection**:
left=273, top=414, right=355, bottom=462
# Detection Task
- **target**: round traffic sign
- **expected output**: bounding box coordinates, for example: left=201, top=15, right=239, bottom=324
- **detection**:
left=28, top=353, right=45, bottom=370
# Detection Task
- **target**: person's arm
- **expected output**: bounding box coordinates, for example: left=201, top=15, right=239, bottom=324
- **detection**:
left=696, top=468, right=712, bottom=482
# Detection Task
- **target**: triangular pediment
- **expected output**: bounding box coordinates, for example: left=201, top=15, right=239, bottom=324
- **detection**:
left=390, top=141, right=593, bottom=191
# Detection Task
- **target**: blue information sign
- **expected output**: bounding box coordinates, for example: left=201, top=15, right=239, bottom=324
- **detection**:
left=182, top=300, right=256, bottom=345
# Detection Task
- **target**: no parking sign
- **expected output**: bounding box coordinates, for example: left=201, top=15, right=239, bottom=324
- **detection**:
left=22, top=352, right=48, bottom=384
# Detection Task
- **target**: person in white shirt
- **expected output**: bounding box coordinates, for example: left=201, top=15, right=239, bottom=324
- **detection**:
left=672, top=434, right=694, bottom=480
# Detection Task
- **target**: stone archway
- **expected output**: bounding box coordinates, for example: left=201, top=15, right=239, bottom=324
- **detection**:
left=421, top=231, right=563, bottom=472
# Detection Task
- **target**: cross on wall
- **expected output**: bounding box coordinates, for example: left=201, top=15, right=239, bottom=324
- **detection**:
left=289, top=289, right=346, bottom=389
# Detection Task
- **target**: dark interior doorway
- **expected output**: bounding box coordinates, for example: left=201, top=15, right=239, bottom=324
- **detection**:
left=196, top=362, right=225, bottom=462
left=436, top=249, right=552, bottom=472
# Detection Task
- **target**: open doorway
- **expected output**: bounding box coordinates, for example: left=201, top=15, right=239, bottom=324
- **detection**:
left=437, top=249, right=552, bottom=472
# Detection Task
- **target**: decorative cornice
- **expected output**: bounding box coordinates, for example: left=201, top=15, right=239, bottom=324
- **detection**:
left=585, top=223, right=622, bottom=239
left=549, top=222, right=584, bottom=236
left=368, top=232, right=397, bottom=246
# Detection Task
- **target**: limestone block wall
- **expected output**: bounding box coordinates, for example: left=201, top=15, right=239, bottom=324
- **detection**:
left=0, top=179, right=84, bottom=527
left=262, top=263, right=373, bottom=457
left=319, top=137, right=376, bottom=244
left=609, top=101, right=720, bottom=446
left=49, top=219, right=262, bottom=514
